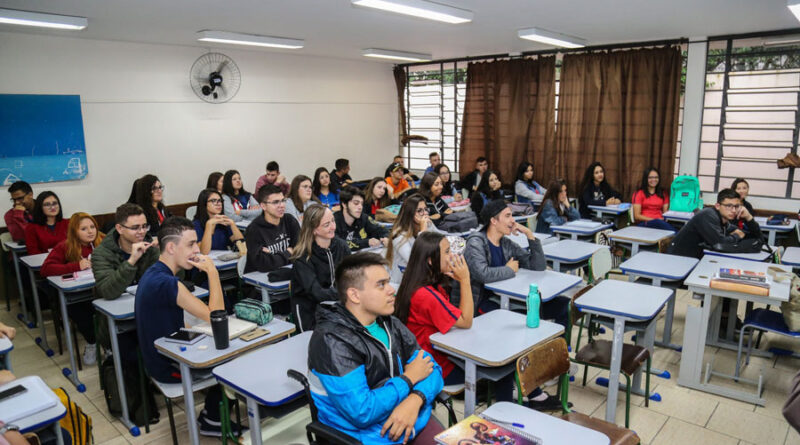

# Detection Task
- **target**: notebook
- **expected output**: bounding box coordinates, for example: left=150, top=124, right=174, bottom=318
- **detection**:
left=0, top=376, right=57, bottom=423
left=186, top=317, right=257, bottom=340
left=434, top=414, right=542, bottom=445
left=566, top=220, right=602, bottom=229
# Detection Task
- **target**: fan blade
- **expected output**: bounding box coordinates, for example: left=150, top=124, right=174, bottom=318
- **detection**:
left=218, top=84, right=227, bottom=98
left=217, top=60, right=228, bottom=73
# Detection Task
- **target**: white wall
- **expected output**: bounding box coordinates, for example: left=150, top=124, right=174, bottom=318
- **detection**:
left=0, top=31, right=398, bottom=223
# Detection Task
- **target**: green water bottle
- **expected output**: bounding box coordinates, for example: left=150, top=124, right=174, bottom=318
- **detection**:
left=526, top=283, right=540, bottom=328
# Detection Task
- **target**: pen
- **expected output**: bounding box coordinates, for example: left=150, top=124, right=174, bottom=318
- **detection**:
left=512, top=422, right=525, bottom=428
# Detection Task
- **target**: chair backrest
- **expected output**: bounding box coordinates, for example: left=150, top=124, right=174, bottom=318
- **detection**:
left=588, top=248, right=612, bottom=283
left=570, top=284, right=594, bottom=326
left=287, top=369, right=318, bottom=422
left=775, top=245, right=785, bottom=264
left=237, top=255, right=247, bottom=278
left=515, top=337, right=570, bottom=395
left=185, top=206, right=197, bottom=221
left=0, top=232, right=11, bottom=252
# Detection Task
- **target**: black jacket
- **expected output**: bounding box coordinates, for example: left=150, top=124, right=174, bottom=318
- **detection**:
left=470, top=190, right=503, bottom=215
left=579, top=183, right=622, bottom=218
left=290, top=238, right=350, bottom=332
left=459, top=170, right=481, bottom=193
left=333, top=211, right=388, bottom=251
left=244, top=215, right=300, bottom=273
left=668, top=207, right=762, bottom=259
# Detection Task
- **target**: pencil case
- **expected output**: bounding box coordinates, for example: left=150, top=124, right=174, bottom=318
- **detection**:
left=234, top=299, right=273, bottom=326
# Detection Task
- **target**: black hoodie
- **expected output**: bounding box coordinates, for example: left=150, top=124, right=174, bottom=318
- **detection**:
left=333, top=210, right=388, bottom=251
left=244, top=214, right=300, bottom=273
left=290, top=237, right=351, bottom=332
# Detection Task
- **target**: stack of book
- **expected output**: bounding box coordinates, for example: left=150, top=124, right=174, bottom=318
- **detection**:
left=709, top=268, right=770, bottom=296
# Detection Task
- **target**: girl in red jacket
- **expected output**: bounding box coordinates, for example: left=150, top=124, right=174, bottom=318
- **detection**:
left=24, top=191, right=68, bottom=255
left=41, top=213, right=105, bottom=365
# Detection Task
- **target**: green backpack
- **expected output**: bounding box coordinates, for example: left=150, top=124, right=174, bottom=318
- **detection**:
left=670, top=175, right=702, bottom=212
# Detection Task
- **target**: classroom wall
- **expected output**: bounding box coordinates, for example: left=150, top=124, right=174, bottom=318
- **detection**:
left=0, top=31, right=398, bottom=224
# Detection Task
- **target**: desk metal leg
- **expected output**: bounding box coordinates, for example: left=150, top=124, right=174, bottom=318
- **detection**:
left=551, top=260, right=561, bottom=273
left=605, top=318, right=625, bottom=423
left=107, top=317, right=139, bottom=435
left=630, top=243, right=640, bottom=257
left=500, top=295, right=509, bottom=311
left=28, top=268, right=52, bottom=356
left=652, top=278, right=681, bottom=351
left=57, top=289, right=85, bottom=392
left=260, top=288, right=270, bottom=304
left=247, top=396, right=263, bottom=445
left=11, top=251, right=31, bottom=326
left=180, top=363, right=200, bottom=445
left=53, top=419, right=64, bottom=445
left=463, top=360, right=477, bottom=417
left=570, top=234, right=578, bottom=240
left=768, top=231, right=776, bottom=246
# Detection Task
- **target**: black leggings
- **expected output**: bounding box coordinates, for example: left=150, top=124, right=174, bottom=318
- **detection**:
left=67, top=300, right=96, bottom=344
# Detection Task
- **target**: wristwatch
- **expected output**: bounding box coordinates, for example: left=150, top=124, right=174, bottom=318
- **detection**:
left=0, top=424, right=19, bottom=435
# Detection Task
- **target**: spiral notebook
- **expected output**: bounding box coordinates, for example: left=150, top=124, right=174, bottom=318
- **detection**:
left=434, top=414, right=542, bottom=445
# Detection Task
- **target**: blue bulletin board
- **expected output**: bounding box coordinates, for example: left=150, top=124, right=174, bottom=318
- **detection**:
left=0, top=94, right=88, bottom=185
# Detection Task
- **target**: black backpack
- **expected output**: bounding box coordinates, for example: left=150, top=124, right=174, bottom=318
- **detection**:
left=99, top=356, right=159, bottom=426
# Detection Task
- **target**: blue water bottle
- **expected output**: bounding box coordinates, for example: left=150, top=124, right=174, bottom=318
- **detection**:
left=526, top=283, right=540, bottom=328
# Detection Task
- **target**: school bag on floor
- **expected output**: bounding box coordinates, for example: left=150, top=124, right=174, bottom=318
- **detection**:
left=53, top=387, right=93, bottom=445
left=669, top=175, right=702, bottom=212
left=99, top=356, right=159, bottom=426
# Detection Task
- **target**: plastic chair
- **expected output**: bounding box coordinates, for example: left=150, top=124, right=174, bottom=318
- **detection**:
left=514, top=337, right=640, bottom=445
left=736, top=309, right=800, bottom=379
left=185, top=206, right=197, bottom=221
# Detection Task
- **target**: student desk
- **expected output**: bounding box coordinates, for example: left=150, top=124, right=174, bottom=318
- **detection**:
left=93, top=286, right=209, bottom=435
left=550, top=220, right=613, bottom=241
left=703, top=247, right=776, bottom=263
left=235, top=219, right=251, bottom=230
left=7, top=376, right=67, bottom=445
left=430, top=310, right=563, bottom=416
left=482, top=401, right=610, bottom=445
left=2, top=239, right=28, bottom=320
left=242, top=267, right=291, bottom=303
left=782, top=246, right=800, bottom=268
left=507, top=232, right=557, bottom=249
left=154, top=318, right=295, bottom=445
left=588, top=203, right=630, bottom=220
left=485, top=269, right=582, bottom=310
left=619, top=252, right=699, bottom=350
left=213, top=331, right=312, bottom=445
left=679, top=256, right=792, bottom=405
left=0, top=336, right=11, bottom=371
left=20, top=253, right=55, bottom=358
left=754, top=216, right=797, bottom=245
left=575, top=279, right=671, bottom=423
left=542, top=240, right=607, bottom=273
left=663, top=210, right=694, bottom=225
left=607, top=226, right=675, bottom=256
left=209, top=250, right=240, bottom=271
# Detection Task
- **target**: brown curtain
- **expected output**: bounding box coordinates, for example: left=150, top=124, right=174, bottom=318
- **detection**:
left=458, top=57, right=556, bottom=185
left=554, top=46, right=682, bottom=199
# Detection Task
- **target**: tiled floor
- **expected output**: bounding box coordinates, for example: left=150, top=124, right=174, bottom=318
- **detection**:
left=4, top=276, right=800, bottom=445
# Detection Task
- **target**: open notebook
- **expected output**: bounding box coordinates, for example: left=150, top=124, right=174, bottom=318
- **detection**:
left=186, top=317, right=257, bottom=340
left=0, top=376, right=57, bottom=423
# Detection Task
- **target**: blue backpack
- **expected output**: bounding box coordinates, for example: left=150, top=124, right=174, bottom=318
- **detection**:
left=670, top=175, right=702, bottom=212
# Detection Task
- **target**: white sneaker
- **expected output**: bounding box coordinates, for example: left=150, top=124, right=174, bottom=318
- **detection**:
left=82, top=343, right=97, bottom=366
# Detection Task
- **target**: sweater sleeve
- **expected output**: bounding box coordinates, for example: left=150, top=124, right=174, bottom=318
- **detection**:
left=24, top=225, right=44, bottom=255
left=540, top=201, right=568, bottom=227
left=4, top=209, right=28, bottom=242
left=40, top=243, right=81, bottom=277
left=513, top=237, right=546, bottom=271
left=365, top=217, right=389, bottom=240
left=292, top=259, right=338, bottom=304
left=515, top=181, right=537, bottom=201
left=92, top=248, right=138, bottom=300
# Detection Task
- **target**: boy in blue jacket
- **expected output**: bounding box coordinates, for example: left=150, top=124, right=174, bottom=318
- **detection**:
left=308, top=252, right=444, bottom=444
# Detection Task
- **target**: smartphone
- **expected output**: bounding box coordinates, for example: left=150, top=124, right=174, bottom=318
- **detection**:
left=240, top=328, right=270, bottom=342
left=0, top=384, right=27, bottom=402
left=165, top=330, right=204, bottom=345
left=61, top=273, right=76, bottom=281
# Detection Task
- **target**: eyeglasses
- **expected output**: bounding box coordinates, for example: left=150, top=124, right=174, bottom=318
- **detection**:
left=42, top=202, right=60, bottom=208
left=415, top=208, right=429, bottom=215
left=119, top=223, right=150, bottom=232
left=152, top=185, right=165, bottom=192
left=263, top=198, right=288, bottom=206
left=9, top=196, right=26, bottom=203
left=720, top=203, right=741, bottom=210
left=208, top=199, right=223, bottom=204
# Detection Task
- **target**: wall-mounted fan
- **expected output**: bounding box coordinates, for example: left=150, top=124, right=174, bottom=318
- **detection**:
left=190, top=53, right=241, bottom=103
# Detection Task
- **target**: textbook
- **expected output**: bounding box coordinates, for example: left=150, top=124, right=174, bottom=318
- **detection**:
left=710, top=268, right=770, bottom=296
left=187, top=317, right=257, bottom=340
left=434, top=414, right=542, bottom=445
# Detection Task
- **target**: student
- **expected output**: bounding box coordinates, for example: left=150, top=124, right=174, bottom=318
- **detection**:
left=514, top=161, right=547, bottom=202
left=4, top=180, right=34, bottom=242
left=387, top=155, right=416, bottom=182
left=668, top=188, right=761, bottom=259
left=206, top=171, right=223, bottom=193
left=535, top=179, right=581, bottom=234
left=434, top=164, right=463, bottom=200
left=129, top=174, right=172, bottom=238
left=313, top=167, right=341, bottom=210
left=334, top=186, right=389, bottom=251
left=222, top=169, right=261, bottom=223
left=385, top=162, right=414, bottom=199
left=290, top=205, right=350, bottom=332
left=424, top=152, right=441, bottom=175
left=731, top=178, right=755, bottom=230
left=135, top=217, right=234, bottom=436
left=24, top=191, right=68, bottom=255
left=41, top=213, right=105, bottom=365
left=386, top=194, right=435, bottom=283
left=330, top=158, right=353, bottom=192
left=193, top=188, right=245, bottom=255
left=578, top=162, right=622, bottom=218
left=459, top=156, right=488, bottom=193
left=308, top=252, right=444, bottom=444
left=460, top=200, right=569, bottom=410
left=285, top=175, right=319, bottom=223
left=418, top=172, right=453, bottom=225
left=632, top=167, right=675, bottom=232
left=244, top=184, right=301, bottom=273
left=363, top=177, right=392, bottom=220
left=469, top=169, right=503, bottom=215
left=254, top=161, right=290, bottom=198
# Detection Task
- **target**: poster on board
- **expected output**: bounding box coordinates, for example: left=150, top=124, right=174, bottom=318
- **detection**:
left=0, top=94, right=88, bottom=185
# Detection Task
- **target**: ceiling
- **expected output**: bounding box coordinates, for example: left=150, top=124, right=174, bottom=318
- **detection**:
left=1, top=0, right=799, bottom=63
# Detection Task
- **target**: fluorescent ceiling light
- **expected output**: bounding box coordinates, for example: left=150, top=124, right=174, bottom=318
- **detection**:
left=789, top=0, right=800, bottom=22
left=197, top=30, right=303, bottom=49
left=0, top=8, right=87, bottom=30
left=362, top=48, right=431, bottom=62
left=518, top=27, right=586, bottom=49
left=352, top=0, right=472, bottom=24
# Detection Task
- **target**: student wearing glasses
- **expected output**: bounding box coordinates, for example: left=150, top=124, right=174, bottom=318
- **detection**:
left=244, top=184, right=301, bottom=273
left=128, top=174, right=172, bottom=238
left=631, top=167, right=675, bottom=232
left=24, top=191, right=68, bottom=255
left=193, top=188, right=244, bottom=255
left=4, top=180, right=34, bottom=243
left=386, top=194, right=437, bottom=283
